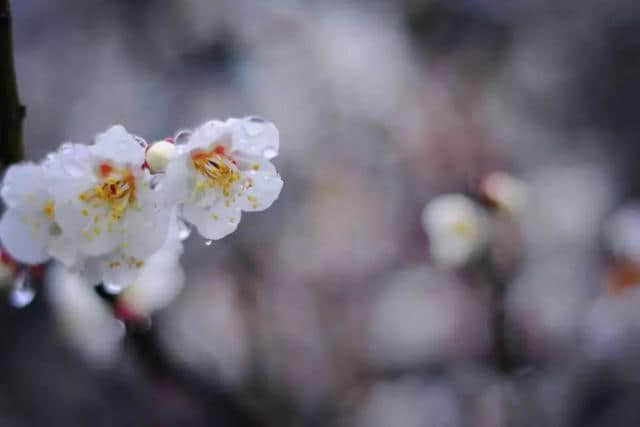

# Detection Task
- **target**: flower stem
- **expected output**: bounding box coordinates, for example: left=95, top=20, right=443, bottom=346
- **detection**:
left=0, top=0, right=24, bottom=166
left=489, top=274, right=514, bottom=374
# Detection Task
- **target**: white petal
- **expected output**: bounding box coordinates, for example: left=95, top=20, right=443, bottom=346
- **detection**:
left=232, top=155, right=282, bottom=212
left=54, top=180, right=121, bottom=256
left=227, top=117, right=279, bottom=159
left=1, top=163, right=46, bottom=208
left=186, top=120, right=228, bottom=151
left=183, top=197, right=242, bottom=240
left=238, top=172, right=283, bottom=212
left=43, top=143, right=94, bottom=181
left=0, top=208, right=49, bottom=264
left=163, top=153, right=193, bottom=205
left=91, top=125, right=145, bottom=167
left=122, top=196, right=171, bottom=259
left=48, top=233, right=81, bottom=267
left=98, top=251, right=144, bottom=287
left=121, top=235, right=185, bottom=313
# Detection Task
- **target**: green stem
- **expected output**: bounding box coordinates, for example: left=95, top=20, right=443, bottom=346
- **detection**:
left=0, top=0, right=24, bottom=166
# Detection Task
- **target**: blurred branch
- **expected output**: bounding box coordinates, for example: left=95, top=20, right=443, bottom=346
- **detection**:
left=0, top=0, right=24, bottom=166
left=489, top=274, right=513, bottom=374
left=94, top=285, right=264, bottom=426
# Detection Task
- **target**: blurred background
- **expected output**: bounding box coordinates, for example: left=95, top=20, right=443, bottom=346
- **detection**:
left=3, top=0, right=640, bottom=425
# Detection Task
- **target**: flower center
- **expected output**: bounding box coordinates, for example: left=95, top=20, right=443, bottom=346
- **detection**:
left=191, top=146, right=240, bottom=197
left=42, top=200, right=55, bottom=220
left=79, top=162, right=137, bottom=227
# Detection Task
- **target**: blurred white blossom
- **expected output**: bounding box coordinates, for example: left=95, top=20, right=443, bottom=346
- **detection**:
left=46, top=263, right=125, bottom=366
left=422, top=194, right=489, bottom=268
left=604, top=203, right=640, bottom=263
left=481, top=171, right=528, bottom=216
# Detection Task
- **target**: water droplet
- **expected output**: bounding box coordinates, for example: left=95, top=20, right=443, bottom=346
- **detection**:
left=174, top=129, right=192, bottom=145
left=133, top=136, right=148, bottom=148
left=204, top=239, right=213, bottom=246
left=177, top=219, right=192, bottom=241
left=263, top=147, right=278, bottom=159
left=59, top=142, right=73, bottom=153
left=9, top=271, right=35, bottom=308
left=243, top=119, right=265, bottom=137
left=103, top=282, right=124, bottom=294
left=63, top=162, right=84, bottom=178
left=150, top=174, right=163, bottom=190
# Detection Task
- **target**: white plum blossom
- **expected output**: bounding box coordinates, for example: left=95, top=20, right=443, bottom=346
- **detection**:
left=165, top=117, right=283, bottom=240
left=0, top=126, right=172, bottom=286
left=0, top=162, right=61, bottom=264
left=0, top=116, right=283, bottom=297
left=50, top=126, right=172, bottom=285
left=422, top=194, right=489, bottom=268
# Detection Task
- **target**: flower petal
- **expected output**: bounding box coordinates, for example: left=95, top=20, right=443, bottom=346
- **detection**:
left=0, top=208, right=49, bottom=264
left=183, top=197, right=242, bottom=240
left=227, top=117, right=279, bottom=158
left=91, top=125, right=145, bottom=167
left=1, top=163, right=46, bottom=208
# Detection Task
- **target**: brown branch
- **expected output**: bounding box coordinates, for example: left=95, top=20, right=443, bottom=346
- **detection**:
left=0, top=0, right=24, bottom=167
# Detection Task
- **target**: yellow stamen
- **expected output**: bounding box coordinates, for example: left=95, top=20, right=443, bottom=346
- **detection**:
left=42, top=200, right=55, bottom=220
left=78, top=163, right=138, bottom=229
left=191, top=147, right=240, bottom=196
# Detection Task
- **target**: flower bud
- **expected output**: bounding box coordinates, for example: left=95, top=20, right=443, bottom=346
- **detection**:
left=145, top=140, right=176, bottom=173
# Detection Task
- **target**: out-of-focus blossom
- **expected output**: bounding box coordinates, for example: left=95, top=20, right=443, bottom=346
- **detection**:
left=583, top=288, right=640, bottom=362
left=422, top=194, right=489, bottom=268
left=481, top=172, right=528, bottom=216
left=165, top=117, right=283, bottom=240
left=506, top=256, right=594, bottom=362
left=46, top=263, right=125, bottom=366
left=522, top=165, right=613, bottom=252
left=355, top=378, right=463, bottom=427
left=368, top=268, right=489, bottom=367
left=160, top=275, right=250, bottom=386
left=605, top=203, right=640, bottom=263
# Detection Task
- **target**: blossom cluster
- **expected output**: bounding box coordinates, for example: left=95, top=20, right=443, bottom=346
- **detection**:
left=0, top=117, right=283, bottom=290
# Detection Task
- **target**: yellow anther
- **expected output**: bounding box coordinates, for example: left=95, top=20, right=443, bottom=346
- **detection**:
left=191, top=147, right=240, bottom=196
left=42, top=200, right=55, bottom=220
left=78, top=163, right=137, bottom=226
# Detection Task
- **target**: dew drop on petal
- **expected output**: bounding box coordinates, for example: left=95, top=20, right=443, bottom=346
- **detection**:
left=63, top=163, right=84, bottom=178
left=204, top=239, right=213, bottom=246
left=59, top=142, right=73, bottom=153
left=177, top=219, right=192, bottom=241
left=133, top=136, right=148, bottom=149
left=9, top=271, right=35, bottom=308
left=263, top=147, right=278, bottom=159
left=243, top=119, right=265, bottom=137
left=104, top=282, right=125, bottom=294
left=174, top=129, right=192, bottom=145
left=150, top=174, right=163, bottom=190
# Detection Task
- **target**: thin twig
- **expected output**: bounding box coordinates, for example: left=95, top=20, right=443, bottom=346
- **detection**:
left=0, top=0, right=24, bottom=167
